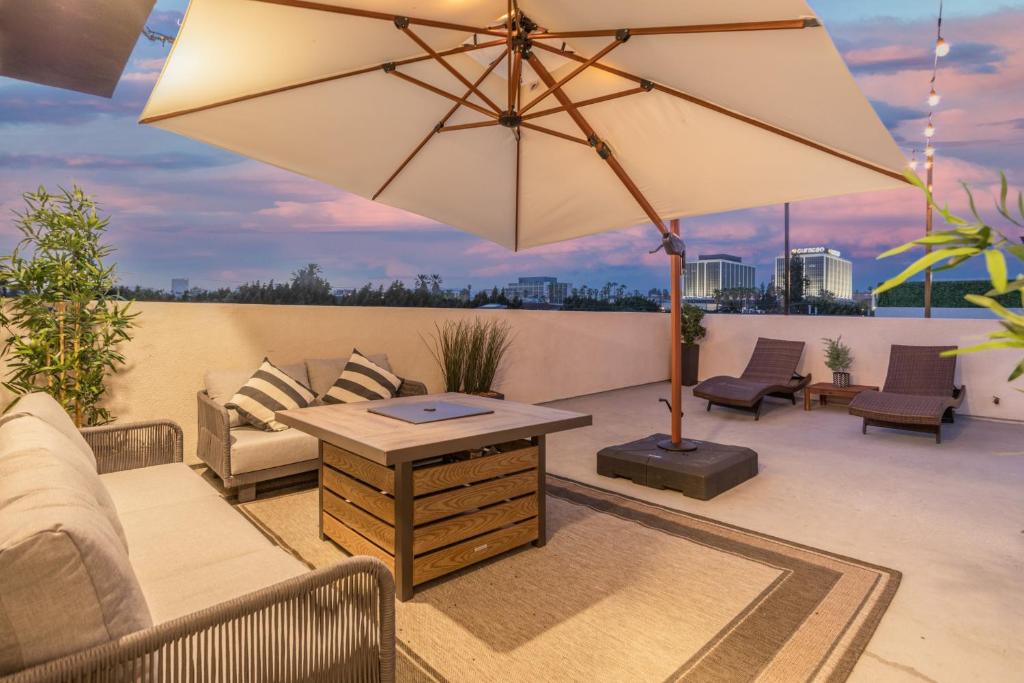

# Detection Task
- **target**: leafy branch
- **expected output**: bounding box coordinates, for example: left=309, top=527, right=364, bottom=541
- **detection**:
left=875, top=171, right=1024, bottom=382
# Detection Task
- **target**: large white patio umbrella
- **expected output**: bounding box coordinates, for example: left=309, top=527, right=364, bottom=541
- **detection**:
left=141, top=0, right=908, bottom=450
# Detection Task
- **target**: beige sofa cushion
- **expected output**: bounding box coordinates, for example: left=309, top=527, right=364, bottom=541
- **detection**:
left=103, top=465, right=306, bottom=623
left=0, top=437, right=152, bottom=675
left=3, top=392, right=95, bottom=468
left=306, top=353, right=391, bottom=398
left=101, top=462, right=221, bottom=514
left=206, top=361, right=307, bottom=428
left=229, top=426, right=319, bottom=475
left=0, top=414, right=128, bottom=551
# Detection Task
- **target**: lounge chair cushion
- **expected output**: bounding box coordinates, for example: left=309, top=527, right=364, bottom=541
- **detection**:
left=101, top=463, right=307, bottom=623
left=848, top=390, right=950, bottom=426
left=205, top=361, right=308, bottom=428
left=306, top=353, right=392, bottom=398
left=0, top=424, right=152, bottom=675
left=229, top=425, right=319, bottom=474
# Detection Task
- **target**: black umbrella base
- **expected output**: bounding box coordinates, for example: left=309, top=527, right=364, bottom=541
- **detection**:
left=596, top=434, right=758, bottom=501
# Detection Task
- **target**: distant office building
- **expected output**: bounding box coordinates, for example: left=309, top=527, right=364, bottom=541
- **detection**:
left=171, top=278, right=189, bottom=298
left=684, top=254, right=755, bottom=299
left=504, top=276, right=571, bottom=305
left=774, top=247, right=853, bottom=300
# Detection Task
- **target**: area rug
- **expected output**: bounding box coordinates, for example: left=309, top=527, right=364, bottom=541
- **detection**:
left=237, top=476, right=899, bottom=682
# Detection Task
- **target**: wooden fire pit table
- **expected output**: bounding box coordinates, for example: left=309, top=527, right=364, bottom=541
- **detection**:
left=277, top=393, right=591, bottom=600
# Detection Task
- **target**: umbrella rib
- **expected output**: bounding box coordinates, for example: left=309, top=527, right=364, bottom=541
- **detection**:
left=389, top=71, right=499, bottom=119
left=401, top=26, right=503, bottom=113
left=372, top=54, right=505, bottom=200
left=531, top=41, right=908, bottom=183
left=439, top=120, right=501, bottom=133
left=138, top=40, right=505, bottom=125
left=250, top=0, right=507, bottom=37
left=530, top=18, right=818, bottom=40
left=520, top=87, right=648, bottom=121
left=526, top=52, right=668, bottom=234
left=519, top=123, right=589, bottom=146
left=519, top=37, right=626, bottom=115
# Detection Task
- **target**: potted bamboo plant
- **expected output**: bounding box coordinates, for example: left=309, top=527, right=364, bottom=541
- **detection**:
left=681, top=304, right=706, bottom=386
left=0, top=186, right=137, bottom=426
left=822, top=336, right=853, bottom=388
left=425, top=317, right=513, bottom=398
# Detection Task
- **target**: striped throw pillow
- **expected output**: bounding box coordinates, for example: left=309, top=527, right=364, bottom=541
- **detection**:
left=226, top=358, right=315, bottom=431
left=322, top=350, right=401, bottom=405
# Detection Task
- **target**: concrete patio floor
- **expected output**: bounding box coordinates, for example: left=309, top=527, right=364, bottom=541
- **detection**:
left=544, top=382, right=1024, bottom=683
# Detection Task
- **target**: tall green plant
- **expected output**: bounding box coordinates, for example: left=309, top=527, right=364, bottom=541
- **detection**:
left=0, top=186, right=137, bottom=425
left=424, top=317, right=513, bottom=394
left=875, top=171, right=1024, bottom=383
left=680, top=304, right=706, bottom=344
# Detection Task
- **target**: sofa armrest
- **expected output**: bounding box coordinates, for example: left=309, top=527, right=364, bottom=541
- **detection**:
left=397, top=378, right=428, bottom=397
left=80, top=420, right=183, bottom=474
left=3, top=556, right=396, bottom=683
left=197, top=390, right=232, bottom=480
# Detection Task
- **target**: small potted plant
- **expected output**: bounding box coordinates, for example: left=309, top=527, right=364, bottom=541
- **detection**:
left=681, top=304, right=707, bottom=386
left=822, top=336, right=853, bottom=387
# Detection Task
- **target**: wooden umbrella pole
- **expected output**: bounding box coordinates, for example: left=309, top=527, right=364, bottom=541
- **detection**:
left=670, top=219, right=683, bottom=446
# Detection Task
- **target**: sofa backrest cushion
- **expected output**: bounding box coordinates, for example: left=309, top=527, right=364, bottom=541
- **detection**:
left=4, top=392, right=96, bottom=469
left=206, top=361, right=308, bottom=428
left=306, top=353, right=392, bottom=398
left=0, top=415, right=128, bottom=552
left=0, top=425, right=152, bottom=675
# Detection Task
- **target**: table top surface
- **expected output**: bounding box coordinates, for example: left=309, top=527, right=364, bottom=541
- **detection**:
left=806, top=382, right=879, bottom=393
left=276, top=393, right=592, bottom=465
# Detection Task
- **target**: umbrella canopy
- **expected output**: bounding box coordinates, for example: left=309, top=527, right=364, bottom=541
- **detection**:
left=141, top=0, right=908, bottom=251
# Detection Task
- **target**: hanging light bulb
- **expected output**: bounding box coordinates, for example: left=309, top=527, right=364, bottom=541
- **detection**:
left=908, top=159, right=919, bottom=171
left=928, top=88, right=941, bottom=106
left=925, top=145, right=935, bottom=158
left=935, top=37, right=950, bottom=57
left=925, top=122, right=935, bottom=138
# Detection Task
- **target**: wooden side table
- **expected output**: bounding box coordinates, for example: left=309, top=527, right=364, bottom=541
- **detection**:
left=803, top=383, right=879, bottom=410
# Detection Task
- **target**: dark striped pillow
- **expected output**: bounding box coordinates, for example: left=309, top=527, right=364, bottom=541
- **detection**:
left=226, top=358, right=315, bottom=431
left=322, top=349, right=401, bottom=405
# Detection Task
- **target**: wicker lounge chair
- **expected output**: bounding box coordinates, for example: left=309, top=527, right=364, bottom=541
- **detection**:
left=693, top=338, right=811, bottom=420
left=848, top=344, right=965, bottom=444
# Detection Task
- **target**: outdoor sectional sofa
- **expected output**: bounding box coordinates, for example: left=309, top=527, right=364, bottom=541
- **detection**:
left=693, top=337, right=811, bottom=420
left=849, top=344, right=965, bottom=444
left=199, top=353, right=427, bottom=501
left=0, top=392, right=394, bottom=682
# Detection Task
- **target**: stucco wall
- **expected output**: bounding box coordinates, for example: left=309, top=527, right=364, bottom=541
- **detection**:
left=1, top=303, right=1019, bottom=462
left=87, top=303, right=670, bottom=459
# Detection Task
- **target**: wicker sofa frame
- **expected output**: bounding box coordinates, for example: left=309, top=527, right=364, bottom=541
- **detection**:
left=198, top=378, right=428, bottom=502
left=2, top=420, right=396, bottom=683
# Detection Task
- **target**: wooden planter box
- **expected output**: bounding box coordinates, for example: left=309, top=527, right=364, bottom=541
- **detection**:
left=320, top=439, right=540, bottom=589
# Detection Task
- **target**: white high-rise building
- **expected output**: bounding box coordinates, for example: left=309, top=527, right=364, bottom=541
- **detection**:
left=171, top=278, right=189, bottom=298
left=774, top=247, right=853, bottom=300
left=684, top=254, right=756, bottom=299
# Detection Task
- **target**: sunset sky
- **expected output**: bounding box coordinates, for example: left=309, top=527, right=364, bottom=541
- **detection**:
left=1, top=1, right=1021, bottom=294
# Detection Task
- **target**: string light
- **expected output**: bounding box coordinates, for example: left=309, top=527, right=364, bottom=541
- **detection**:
left=925, top=121, right=935, bottom=138
left=928, top=88, right=941, bottom=106
left=925, top=145, right=935, bottom=158
left=935, top=36, right=950, bottom=57
left=908, top=149, right=920, bottom=171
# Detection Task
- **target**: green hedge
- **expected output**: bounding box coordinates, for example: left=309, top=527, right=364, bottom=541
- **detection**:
left=875, top=280, right=1019, bottom=308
